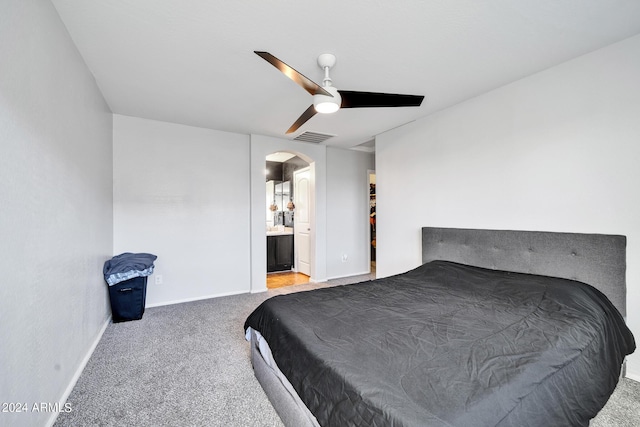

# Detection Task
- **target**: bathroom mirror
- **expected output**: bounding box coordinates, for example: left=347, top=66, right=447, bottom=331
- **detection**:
left=265, top=153, right=308, bottom=228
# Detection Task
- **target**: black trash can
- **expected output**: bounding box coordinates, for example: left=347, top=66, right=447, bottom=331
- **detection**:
left=108, top=276, right=148, bottom=323
left=103, top=252, right=157, bottom=323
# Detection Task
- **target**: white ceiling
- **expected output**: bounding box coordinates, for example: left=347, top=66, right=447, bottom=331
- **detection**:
left=266, top=152, right=296, bottom=163
left=52, top=0, right=640, bottom=149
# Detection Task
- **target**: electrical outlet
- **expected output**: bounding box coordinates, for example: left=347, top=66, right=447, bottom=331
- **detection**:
left=341, top=254, right=348, bottom=262
left=155, top=275, right=163, bottom=285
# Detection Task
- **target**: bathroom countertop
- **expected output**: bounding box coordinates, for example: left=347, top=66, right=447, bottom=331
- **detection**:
left=266, top=227, right=293, bottom=236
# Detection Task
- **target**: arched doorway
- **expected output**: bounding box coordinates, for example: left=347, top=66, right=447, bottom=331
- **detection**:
left=249, top=134, right=327, bottom=294
left=265, top=152, right=312, bottom=288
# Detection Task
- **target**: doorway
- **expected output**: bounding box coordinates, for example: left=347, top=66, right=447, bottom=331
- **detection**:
left=265, top=153, right=311, bottom=289
left=369, top=171, right=376, bottom=274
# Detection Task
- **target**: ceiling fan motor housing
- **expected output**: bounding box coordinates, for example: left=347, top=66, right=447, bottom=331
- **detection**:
left=314, top=85, right=341, bottom=114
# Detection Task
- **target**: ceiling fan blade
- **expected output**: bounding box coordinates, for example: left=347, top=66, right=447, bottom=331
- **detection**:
left=338, top=91, right=424, bottom=108
left=286, top=105, right=317, bottom=134
left=255, top=51, right=330, bottom=97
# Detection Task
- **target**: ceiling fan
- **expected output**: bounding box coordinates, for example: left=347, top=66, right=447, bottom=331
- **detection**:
left=254, top=51, right=425, bottom=134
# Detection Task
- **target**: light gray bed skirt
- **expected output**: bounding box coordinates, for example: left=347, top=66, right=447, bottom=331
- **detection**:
left=249, top=328, right=319, bottom=427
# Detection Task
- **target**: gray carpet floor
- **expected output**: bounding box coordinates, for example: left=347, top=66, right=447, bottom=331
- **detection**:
left=55, top=273, right=640, bottom=426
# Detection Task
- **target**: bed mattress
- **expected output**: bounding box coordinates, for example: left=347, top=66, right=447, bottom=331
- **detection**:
left=245, top=261, right=635, bottom=427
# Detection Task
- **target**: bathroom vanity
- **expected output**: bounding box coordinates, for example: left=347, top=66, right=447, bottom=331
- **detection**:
left=267, top=229, right=294, bottom=273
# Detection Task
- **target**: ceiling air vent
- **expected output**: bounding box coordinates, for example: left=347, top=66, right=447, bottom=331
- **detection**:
left=293, top=131, right=335, bottom=144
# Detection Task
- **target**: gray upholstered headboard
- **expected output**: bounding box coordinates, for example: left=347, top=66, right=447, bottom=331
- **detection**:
left=422, top=227, right=627, bottom=317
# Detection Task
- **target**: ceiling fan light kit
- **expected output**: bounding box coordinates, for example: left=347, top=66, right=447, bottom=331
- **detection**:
left=314, top=85, right=341, bottom=114
left=255, top=50, right=424, bottom=135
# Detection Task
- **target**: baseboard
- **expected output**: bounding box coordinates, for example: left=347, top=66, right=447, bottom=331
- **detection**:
left=325, top=270, right=373, bottom=281
left=625, top=371, right=640, bottom=382
left=46, top=315, right=111, bottom=427
left=145, top=289, right=249, bottom=308
left=624, top=358, right=640, bottom=382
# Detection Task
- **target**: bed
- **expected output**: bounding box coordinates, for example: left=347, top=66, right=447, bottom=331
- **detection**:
left=244, top=227, right=635, bottom=426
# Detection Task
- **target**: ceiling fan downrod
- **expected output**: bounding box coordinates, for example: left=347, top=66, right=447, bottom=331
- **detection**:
left=317, top=53, right=336, bottom=88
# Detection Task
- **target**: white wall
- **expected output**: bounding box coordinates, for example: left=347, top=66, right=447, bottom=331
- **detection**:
left=114, top=124, right=375, bottom=302
left=113, top=115, right=251, bottom=306
left=326, top=148, right=375, bottom=279
left=376, top=34, right=640, bottom=378
left=0, top=1, right=113, bottom=426
left=250, top=135, right=327, bottom=291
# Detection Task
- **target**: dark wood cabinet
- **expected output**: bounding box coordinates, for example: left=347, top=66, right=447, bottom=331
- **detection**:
left=267, top=234, right=294, bottom=272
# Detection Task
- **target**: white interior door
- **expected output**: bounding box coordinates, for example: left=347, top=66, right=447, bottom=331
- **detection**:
left=294, top=167, right=311, bottom=276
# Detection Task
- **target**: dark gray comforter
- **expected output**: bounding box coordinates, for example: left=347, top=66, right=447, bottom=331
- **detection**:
left=244, top=261, right=635, bottom=427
